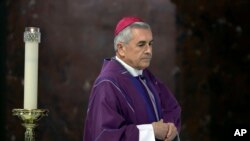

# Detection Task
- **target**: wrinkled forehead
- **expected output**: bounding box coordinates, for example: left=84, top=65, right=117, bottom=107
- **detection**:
left=130, top=28, right=153, bottom=41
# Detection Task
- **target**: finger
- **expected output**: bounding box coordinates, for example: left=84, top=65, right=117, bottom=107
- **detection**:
left=166, top=124, right=172, bottom=138
left=167, top=132, right=175, bottom=141
left=167, top=125, right=177, bottom=141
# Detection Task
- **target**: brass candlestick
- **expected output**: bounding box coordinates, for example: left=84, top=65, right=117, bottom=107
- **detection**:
left=12, top=109, right=48, bottom=141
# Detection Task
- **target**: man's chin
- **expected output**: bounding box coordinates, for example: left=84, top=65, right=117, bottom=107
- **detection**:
left=140, top=63, right=150, bottom=69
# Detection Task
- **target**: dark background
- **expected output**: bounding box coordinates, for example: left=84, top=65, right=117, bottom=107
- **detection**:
left=1, top=0, right=249, bottom=141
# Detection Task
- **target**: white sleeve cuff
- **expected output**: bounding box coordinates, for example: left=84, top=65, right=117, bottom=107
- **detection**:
left=136, top=124, right=155, bottom=141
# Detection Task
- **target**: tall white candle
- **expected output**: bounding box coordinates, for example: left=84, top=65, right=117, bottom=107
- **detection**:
left=23, top=27, right=41, bottom=110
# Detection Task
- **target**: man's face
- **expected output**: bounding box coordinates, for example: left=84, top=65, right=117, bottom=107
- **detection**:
left=118, top=28, right=153, bottom=70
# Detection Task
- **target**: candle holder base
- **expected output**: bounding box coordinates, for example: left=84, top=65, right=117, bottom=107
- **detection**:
left=12, top=109, right=48, bottom=141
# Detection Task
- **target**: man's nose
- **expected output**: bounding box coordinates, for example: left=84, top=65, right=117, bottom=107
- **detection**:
left=145, top=44, right=152, bottom=54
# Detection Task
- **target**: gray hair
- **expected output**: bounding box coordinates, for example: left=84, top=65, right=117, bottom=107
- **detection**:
left=114, top=22, right=151, bottom=51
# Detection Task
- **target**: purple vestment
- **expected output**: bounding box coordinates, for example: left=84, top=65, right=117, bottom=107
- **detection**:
left=83, top=58, right=181, bottom=141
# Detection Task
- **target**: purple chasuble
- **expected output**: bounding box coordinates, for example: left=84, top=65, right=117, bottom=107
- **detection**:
left=83, top=58, right=181, bottom=141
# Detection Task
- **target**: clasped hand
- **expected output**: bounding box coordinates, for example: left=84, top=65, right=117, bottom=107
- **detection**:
left=152, top=119, right=177, bottom=141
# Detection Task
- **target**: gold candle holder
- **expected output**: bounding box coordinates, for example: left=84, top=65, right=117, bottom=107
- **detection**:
left=12, top=109, right=48, bottom=141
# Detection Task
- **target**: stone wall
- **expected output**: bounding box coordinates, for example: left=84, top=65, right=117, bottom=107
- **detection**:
left=173, top=0, right=250, bottom=140
left=2, top=0, right=249, bottom=141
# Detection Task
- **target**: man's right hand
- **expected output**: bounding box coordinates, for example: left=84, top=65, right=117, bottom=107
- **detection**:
left=152, top=119, right=168, bottom=140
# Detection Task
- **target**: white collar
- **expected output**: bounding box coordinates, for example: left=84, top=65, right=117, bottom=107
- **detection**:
left=115, top=56, right=143, bottom=77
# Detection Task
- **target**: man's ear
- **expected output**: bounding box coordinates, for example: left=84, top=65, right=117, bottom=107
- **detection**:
left=116, top=43, right=125, bottom=57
